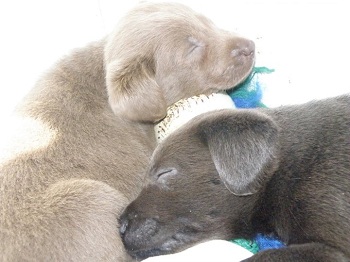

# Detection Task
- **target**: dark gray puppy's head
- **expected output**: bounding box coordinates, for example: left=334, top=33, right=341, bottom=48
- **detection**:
left=120, top=109, right=279, bottom=259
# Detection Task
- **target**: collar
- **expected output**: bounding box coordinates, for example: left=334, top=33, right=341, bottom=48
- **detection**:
left=155, top=91, right=235, bottom=143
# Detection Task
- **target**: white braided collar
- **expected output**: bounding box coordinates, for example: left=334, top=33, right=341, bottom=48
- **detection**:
left=155, top=92, right=235, bottom=143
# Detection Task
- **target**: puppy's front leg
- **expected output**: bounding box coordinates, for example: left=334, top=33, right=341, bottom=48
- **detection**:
left=242, top=243, right=348, bottom=262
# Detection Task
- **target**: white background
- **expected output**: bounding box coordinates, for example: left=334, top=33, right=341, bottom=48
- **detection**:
left=1, top=0, right=349, bottom=118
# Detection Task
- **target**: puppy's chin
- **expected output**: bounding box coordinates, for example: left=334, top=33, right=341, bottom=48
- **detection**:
left=123, top=221, right=207, bottom=260
left=128, top=233, right=196, bottom=260
left=230, top=59, right=255, bottom=88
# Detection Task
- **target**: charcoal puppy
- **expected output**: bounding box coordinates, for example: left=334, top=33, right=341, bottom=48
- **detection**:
left=120, top=95, right=350, bottom=261
left=0, top=2, right=255, bottom=261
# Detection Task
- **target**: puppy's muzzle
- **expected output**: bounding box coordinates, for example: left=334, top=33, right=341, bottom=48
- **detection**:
left=231, top=39, right=255, bottom=57
left=120, top=211, right=159, bottom=254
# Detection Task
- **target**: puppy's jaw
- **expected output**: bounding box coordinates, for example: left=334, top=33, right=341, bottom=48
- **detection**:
left=227, top=52, right=255, bottom=88
left=125, top=227, right=201, bottom=260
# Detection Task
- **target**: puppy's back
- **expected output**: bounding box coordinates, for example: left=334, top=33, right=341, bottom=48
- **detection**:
left=264, top=95, right=350, bottom=159
left=256, top=95, right=350, bottom=254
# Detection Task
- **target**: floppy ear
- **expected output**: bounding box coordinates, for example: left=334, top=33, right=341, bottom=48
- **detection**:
left=202, top=110, right=279, bottom=196
left=106, top=57, right=167, bottom=122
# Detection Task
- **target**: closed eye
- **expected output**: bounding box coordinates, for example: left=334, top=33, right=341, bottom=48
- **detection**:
left=156, top=168, right=178, bottom=183
left=187, top=36, right=204, bottom=56
left=188, top=44, right=199, bottom=55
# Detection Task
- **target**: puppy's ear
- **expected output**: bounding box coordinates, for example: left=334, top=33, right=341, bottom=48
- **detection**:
left=201, top=110, right=279, bottom=196
left=106, top=57, right=167, bottom=122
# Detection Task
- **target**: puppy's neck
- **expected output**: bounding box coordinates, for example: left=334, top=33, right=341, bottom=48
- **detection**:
left=155, top=92, right=235, bottom=143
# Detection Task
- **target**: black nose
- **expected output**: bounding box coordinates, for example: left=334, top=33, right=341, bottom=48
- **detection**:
left=119, top=211, right=159, bottom=250
left=231, top=39, right=255, bottom=57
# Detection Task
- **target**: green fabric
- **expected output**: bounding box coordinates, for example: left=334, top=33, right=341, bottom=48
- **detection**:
left=230, top=238, right=259, bottom=254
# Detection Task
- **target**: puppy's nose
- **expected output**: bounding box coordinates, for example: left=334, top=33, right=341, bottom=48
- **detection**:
left=231, top=39, right=255, bottom=57
left=119, top=212, right=159, bottom=247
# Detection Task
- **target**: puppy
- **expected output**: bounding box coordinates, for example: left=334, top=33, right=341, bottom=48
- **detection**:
left=120, top=95, right=350, bottom=261
left=0, top=2, right=255, bottom=261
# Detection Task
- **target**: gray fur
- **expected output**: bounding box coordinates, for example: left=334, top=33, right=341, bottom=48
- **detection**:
left=0, top=2, right=255, bottom=261
left=120, top=95, right=350, bottom=261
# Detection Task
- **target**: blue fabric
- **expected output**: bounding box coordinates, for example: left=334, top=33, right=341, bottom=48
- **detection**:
left=227, top=66, right=274, bottom=109
left=254, top=234, right=285, bottom=251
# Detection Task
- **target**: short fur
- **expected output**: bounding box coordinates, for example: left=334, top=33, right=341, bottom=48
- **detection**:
left=120, top=95, right=350, bottom=261
left=0, top=2, right=255, bottom=261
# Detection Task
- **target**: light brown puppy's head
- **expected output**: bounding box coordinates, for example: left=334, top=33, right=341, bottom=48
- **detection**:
left=119, top=109, right=279, bottom=259
left=105, top=2, right=255, bottom=122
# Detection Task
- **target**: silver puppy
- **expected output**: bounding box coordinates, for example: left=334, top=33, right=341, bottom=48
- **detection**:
left=121, top=95, right=350, bottom=261
left=0, top=2, right=255, bottom=261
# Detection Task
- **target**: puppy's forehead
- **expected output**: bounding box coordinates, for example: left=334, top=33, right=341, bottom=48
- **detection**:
left=151, top=134, right=187, bottom=164
left=151, top=120, right=206, bottom=169
left=140, top=2, right=202, bottom=18
left=135, top=2, right=215, bottom=30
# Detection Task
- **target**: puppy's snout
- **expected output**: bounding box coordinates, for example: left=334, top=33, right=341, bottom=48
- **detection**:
left=231, top=39, right=255, bottom=57
left=119, top=210, right=159, bottom=250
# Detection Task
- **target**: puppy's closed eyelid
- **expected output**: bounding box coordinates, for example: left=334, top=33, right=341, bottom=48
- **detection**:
left=156, top=168, right=178, bottom=181
left=188, top=45, right=200, bottom=55
left=187, top=37, right=204, bottom=51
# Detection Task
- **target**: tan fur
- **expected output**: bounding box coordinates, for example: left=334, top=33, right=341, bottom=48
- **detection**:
left=0, top=2, right=255, bottom=261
